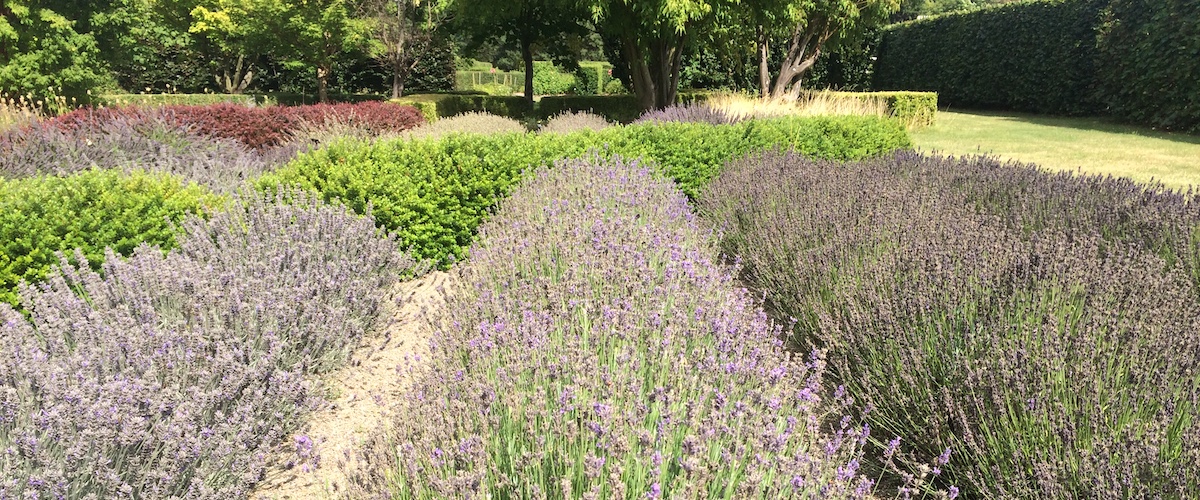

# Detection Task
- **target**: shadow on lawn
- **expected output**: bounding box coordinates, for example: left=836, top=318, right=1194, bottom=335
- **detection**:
left=939, top=107, right=1200, bottom=146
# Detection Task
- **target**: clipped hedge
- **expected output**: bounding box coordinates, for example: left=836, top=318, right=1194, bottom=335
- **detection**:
left=1096, top=0, right=1200, bottom=133
left=0, top=169, right=221, bottom=308
left=537, top=95, right=642, bottom=123
left=98, top=93, right=274, bottom=107
left=874, top=0, right=1106, bottom=115
left=258, top=115, right=909, bottom=266
left=391, top=93, right=532, bottom=122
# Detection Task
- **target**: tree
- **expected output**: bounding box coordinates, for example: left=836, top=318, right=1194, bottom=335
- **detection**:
left=749, top=0, right=897, bottom=100
left=282, top=0, right=369, bottom=102
left=0, top=1, right=105, bottom=109
left=360, top=0, right=452, bottom=99
left=589, top=0, right=722, bottom=111
left=456, top=0, right=591, bottom=108
left=178, top=0, right=288, bottom=93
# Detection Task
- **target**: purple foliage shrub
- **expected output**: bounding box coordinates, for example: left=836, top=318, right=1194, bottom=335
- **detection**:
left=0, top=114, right=297, bottom=193
left=699, top=149, right=1200, bottom=498
left=0, top=189, right=417, bottom=498
left=348, top=156, right=945, bottom=498
left=634, top=103, right=738, bottom=126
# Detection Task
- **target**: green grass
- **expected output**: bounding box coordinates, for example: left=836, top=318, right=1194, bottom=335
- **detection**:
left=911, top=110, right=1200, bottom=189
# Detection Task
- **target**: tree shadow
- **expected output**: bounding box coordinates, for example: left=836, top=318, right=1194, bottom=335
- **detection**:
left=939, top=108, right=1200, bottom=147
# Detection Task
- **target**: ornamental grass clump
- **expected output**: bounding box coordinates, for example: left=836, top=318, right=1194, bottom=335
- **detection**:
left=348, top=156, right=942, bottom=499
left=402, top=111, right=528, bottom=140
left=539, top=111, right=613, bottom=134
left=699, top=149, right=1200, bottom=498
left=0, top=189, right=418, bottom=498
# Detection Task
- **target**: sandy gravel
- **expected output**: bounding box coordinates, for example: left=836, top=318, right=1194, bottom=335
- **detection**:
left=249, top=271, right=454, bottom=499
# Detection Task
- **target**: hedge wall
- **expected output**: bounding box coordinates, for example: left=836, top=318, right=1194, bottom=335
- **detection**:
left=391, top=94, right=532, bottom=122
left=874, top=0, right=1107, bottom=116
left=1096, top=0, right=1200, bottom=134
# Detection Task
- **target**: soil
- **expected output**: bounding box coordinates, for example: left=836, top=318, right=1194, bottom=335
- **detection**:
left=249, top=270, right=454, bottom=499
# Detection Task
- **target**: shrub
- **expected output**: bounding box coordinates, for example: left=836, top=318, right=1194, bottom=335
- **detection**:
left=0, top=169, right=221, bottom=308
left=873, top=0, right=1106, bottom=115
left=603, top=78, right=628, bottom=95
left=538, top=95, right=642, bottom=123
left=531, top=62, right=576, bottom=95
left=0, top=189, right=416, bottom=498
left=347, top=156, right=935, bottom=498
left=1096, top=0, right=1200, bottom=133
left=570, top=65, right=600, bottom=95
left=699, top=149, right=1200, bottom=497
left=403, top=112, right=528, bottom=140
left=538, top=111, right=612, bottom=134
left=259, top=116, right=910, bottom=266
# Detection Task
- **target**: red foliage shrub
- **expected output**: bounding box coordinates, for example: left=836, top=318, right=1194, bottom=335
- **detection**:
left=286, top=101, right=426, bottom=135
left=47, top=106, right=152, bottom=132
left=44, top=102, right=425, bottom=150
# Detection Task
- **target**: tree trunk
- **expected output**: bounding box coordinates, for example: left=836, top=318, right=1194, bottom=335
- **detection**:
left=317, top=65, right=330, bottom=103
left=218, top=54, right=254, bottom=94
left=623, top=37, right=656, bottom=112
left=769, top=20, right=833, bottom=100
left=392, top=70, right=404, bottom=99
left=522, top=35, right=535, bottom=109
left=757, top=26, right=770, bottom=99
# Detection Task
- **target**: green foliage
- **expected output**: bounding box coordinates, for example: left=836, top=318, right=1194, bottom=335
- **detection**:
left=874, top=0, right=1107, bottom=115
left=258, top=115, right=909, bottom=266
left=1096, top=0, right=1200, bottom=134
left=603, top=78, right=628, bottom=94
left=0, top=2, right=105, bottom=109
left=531, top=62, right=576, bottom=95
left=471, top=82, right=517, bottom=96
left=0, top=169, right=221, bottom=308
left=404, top=34, right=457, bottom=94
left=537, top=95, right=641, bottom=123
left=570, top=65, right=599, bottom=95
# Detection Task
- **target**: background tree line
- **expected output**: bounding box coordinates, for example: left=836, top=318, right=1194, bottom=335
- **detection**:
left=1, top=0, right=1010, bottom=110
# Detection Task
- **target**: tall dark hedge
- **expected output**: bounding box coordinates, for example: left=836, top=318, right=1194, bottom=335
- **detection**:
left=873, top=0, right=1107, bottom=115
left=1096, top=0, right=1200, bottom=134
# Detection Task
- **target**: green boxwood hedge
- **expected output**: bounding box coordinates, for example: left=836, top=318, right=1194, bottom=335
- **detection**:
left=0, top=169, right=222, bottom=308
left=258, top=116, right=910, bottom=266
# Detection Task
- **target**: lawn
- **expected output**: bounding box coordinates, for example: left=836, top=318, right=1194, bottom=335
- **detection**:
left=911, top=110, right=1200, bottom=189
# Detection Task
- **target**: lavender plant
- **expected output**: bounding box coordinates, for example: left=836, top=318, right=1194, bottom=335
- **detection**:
left=0, top=189, right=418, bottom=498
left=634, top=103, right=739, bottom=126
left=699, top=150, right=1200, bottom=498
left=0, top=115, right=296, bottom=193
left=348, top=156, right=944, bottom=498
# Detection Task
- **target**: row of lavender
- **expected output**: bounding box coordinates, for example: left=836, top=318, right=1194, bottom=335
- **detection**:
left=0, top=190, right=419, bottom=498
left=0, top=102, right=426, bottom=193
left=699, top=150, right=1200, bottom=498
left=343, top=156, right=952, bottom=498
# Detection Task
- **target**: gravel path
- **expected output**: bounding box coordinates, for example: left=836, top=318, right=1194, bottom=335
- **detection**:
left=249, top=271, right=454, bottom=499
